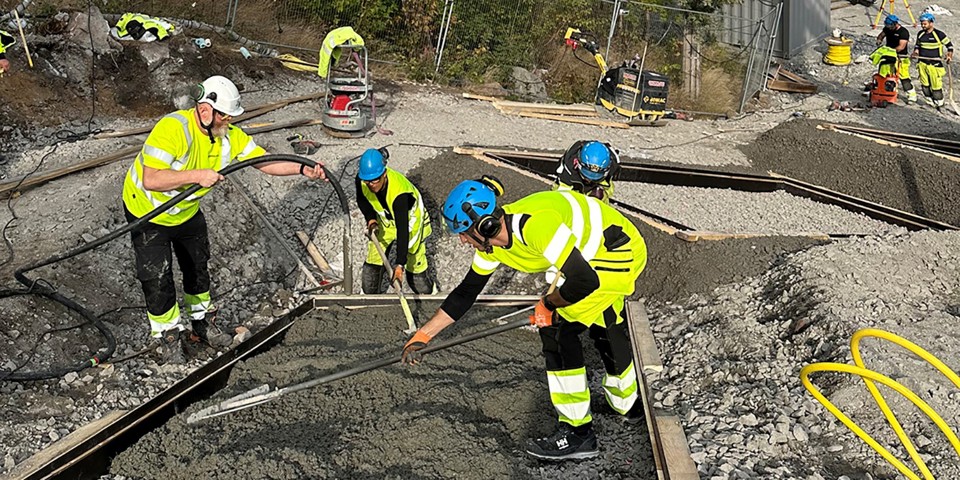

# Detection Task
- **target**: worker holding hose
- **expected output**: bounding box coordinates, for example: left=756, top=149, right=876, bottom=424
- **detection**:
left=911, top=12, right=954, bottom=110
left=121, top=75, right=326, bottom=364
left=401, top=176, right=647, bottom=461
left=553, top=140, right=620, bottom=204
left=0, top=29, right=15, bottom=74
left=355, top=147, right=436, bottom=295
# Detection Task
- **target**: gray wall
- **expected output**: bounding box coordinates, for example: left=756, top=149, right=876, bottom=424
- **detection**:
left=721, top=0, right=830, bottom=59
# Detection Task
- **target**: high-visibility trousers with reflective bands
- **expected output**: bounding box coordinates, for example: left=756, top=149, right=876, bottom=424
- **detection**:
left=539, top=301, right=638, bottom=426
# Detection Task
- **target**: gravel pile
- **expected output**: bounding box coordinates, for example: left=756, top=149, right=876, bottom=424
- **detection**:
left=616, top=183, right=905, bottom=235
left=647, top=230, right=960, bottom=480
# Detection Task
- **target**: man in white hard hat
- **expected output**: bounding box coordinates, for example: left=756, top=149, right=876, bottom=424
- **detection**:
left=121, top=75, right=327, bottom=364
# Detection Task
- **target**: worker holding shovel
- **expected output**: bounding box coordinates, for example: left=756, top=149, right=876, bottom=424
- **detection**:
left=401, top=177, right=648, bottom=461
left=355, top=148, right=436, bottom=296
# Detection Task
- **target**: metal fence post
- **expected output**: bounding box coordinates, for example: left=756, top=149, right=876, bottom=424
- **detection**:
left=435, top=0, right=455, bottom=74
left=225, top=0, right=239, bottom=29
left=605, top=0, right=621, bottom=60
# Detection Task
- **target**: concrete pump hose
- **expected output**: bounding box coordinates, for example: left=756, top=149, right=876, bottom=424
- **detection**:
left=801, top=328, right=960, bottom=480
left=1, top=155, right=344, bottom=381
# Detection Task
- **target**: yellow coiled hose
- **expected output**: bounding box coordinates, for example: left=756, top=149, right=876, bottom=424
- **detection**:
left=824, top=37, right=854, bottom=66
left=801, top=328, right=960, bottom=480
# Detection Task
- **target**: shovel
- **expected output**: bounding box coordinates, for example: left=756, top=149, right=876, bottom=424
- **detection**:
left=186, top=304, right=537, bottom=424
left=948, top=61, right=960, bottom=116
left=367, top=228, right=417, bottom=333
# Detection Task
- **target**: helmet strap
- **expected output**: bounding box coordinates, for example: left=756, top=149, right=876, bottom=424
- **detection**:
left=197, top=103, right=217, bottom=144
left=467, top=229, right=493, bottom=254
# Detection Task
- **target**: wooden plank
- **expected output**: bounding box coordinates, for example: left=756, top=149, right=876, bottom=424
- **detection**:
left=655, top=415, right=700, bottom=480
left=453, top=145, right=562, bottom=159
left=626, top=300, right=666, bottom=480
left=498, top=106, right=600, bottom=118
left=6, top=410, right=127, bottom=478
left=493, top=100, right=597, bottom=113
left=515, top=111, right=630, bottom=129
left=626, top=301, right=663, bottom=374
left=767, top=79, right=817, bottom=94
left=462, top=92, right=501, bottom=102
left=296, top=230, right=333, bottom=274
left=823, top=127, right=960, bottom=165
left=777, top=68, right=815, bottom=86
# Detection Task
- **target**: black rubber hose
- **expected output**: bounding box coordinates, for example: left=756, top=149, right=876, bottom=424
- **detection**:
left=0, top=154, right=348, bottom=381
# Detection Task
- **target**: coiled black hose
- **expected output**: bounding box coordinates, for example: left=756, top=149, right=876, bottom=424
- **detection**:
left=0, top=154, right=349, bottom=381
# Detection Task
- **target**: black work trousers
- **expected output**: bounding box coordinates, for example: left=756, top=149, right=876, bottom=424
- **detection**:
left=538, top=303, right=634, bottom=377
left=125, top=207, right=211, bottom=318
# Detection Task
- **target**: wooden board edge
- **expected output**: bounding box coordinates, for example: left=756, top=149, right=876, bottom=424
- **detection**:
left=7, top=409, right=128, bottom=478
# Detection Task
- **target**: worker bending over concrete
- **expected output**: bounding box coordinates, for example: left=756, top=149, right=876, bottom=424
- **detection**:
left=553, top=140, right=620, bottom=204
left=122, top=75, right=327, bottom=364
left=356, top=148, right=436, bottom=294
left=402, top=176, right=647, bottom=461
left=912, top=12, right=954, bottom=109
left=869, top=15, right=916, bottom=103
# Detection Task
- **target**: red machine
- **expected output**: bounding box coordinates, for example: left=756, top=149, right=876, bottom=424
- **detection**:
left=869, top=73, right=899, bottom=107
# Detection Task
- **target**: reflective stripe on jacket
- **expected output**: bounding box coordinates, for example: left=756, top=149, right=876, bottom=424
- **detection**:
left=122, top=109, right=265, bottom=226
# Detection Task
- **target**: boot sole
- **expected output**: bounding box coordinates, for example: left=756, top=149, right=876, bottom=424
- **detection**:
left=525, top=449, right=600, bottom=461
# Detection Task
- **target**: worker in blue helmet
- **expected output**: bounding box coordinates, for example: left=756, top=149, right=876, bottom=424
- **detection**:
left=912, top=11, right=954, bottom=110
left=356, top=147, right=435, bottom=295
left=402, top=175, right=648, bottom=461
left=553, top=141, right=620, bottom=204
left=869, top=14, right=917, bottom=103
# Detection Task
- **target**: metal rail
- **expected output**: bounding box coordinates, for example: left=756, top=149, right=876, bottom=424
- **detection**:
left=481, top=150, right=958, bottom=232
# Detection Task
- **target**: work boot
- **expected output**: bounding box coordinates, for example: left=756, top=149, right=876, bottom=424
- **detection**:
left=191, top=311, right=233, bottom=348
left=160, top=329, right=186, bottom=365
left=624, top=400, right=644, bottom=425
left=525, top=423, right=599, bottom=461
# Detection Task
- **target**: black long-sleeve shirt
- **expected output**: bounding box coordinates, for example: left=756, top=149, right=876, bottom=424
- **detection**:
left=356, top=177, right=415, bottom=266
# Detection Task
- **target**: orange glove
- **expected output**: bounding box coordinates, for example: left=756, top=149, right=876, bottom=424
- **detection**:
left=392, top=265, right=405, bottom=287
left=529, top=297, right=556, bottom=328
left=402, top=330, right=433, bottom=365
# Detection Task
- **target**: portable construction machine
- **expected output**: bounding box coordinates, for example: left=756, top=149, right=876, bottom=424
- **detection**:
left=321, top=41, right=372, bottom=137
left=564, top=27, right=669, bottom=123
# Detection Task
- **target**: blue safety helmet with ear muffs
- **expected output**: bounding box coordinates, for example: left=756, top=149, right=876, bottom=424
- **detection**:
left=884, top=14, right=900, bottom=27
left=442, top=176, right=503, bottom=235
left=919, top=12, right=935, bottom=23
left=357, top=148, right=387, bottom=181
left=578, top=141, right=612, bottom=182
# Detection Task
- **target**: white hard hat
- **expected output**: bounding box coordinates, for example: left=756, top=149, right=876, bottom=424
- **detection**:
left=197, top=75, right=244, bottom=116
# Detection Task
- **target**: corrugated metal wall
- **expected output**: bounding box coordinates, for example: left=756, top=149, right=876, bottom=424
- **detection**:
left=721, top=0, right=830, bottom=58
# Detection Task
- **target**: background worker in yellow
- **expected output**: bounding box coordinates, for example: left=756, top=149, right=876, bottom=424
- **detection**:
left=401, top=176, right=647, bottom=461
left=870, top=15, right=917, bottom=103
left=0, top=29, right=15, bottom=74
left=912, top=12, right=954, bottom=110
left=356, top=148, right=435, bottom=295
left=553, top=140, right=620, bottom=203
left=110, top=13, right=175, bottom=42
left=122, top=75, right=326, bottom=364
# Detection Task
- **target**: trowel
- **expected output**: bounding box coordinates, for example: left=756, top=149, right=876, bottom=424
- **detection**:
left=367, top=229, right=417, bottom=333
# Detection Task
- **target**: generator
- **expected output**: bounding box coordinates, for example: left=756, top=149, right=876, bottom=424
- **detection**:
left=869, top=73, right=898, bottom=108
left=565, top=27, right=669, bottom=122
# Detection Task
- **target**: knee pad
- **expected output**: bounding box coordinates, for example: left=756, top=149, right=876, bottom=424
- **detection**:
left=922, top=86, right=933, bottom=97
left=408, top=271, right=436, bottom=295
left=901, top=79, right=913, bottom=91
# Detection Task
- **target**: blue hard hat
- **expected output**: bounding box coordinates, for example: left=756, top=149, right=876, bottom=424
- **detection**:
left=357, top=148, right=386, bottom=181
left=919, top=12, right=935, bottom=23
left=442, top=180, right=497, bottom=234
left=578, top=141, right=612, bottom=182
left=884, top=14, right=900, bottom=26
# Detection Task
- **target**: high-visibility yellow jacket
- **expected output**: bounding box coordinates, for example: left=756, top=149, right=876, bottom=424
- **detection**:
left=359, top=168, right=431, bottom=255
left=471, top=190, right=647, bottom=325
left=317, top=26, right=364, bottom=78
left=115, top=13, right=175, bottom=41
left=122, top=109, right=265, bottom=226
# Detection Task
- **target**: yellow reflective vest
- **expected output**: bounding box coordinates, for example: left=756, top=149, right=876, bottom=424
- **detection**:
left=318, top=26, right=364, bottom=78
left=360, top=168, right=431, bottom=250
left=122, top=109, right=265, bottom=226
left=0, top=30, right=15, bottom=56
left=115, top=13, right=175, bottom=41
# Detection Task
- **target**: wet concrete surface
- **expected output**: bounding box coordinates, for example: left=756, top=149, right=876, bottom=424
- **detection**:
left=111, top=303, right=654, bottom=479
